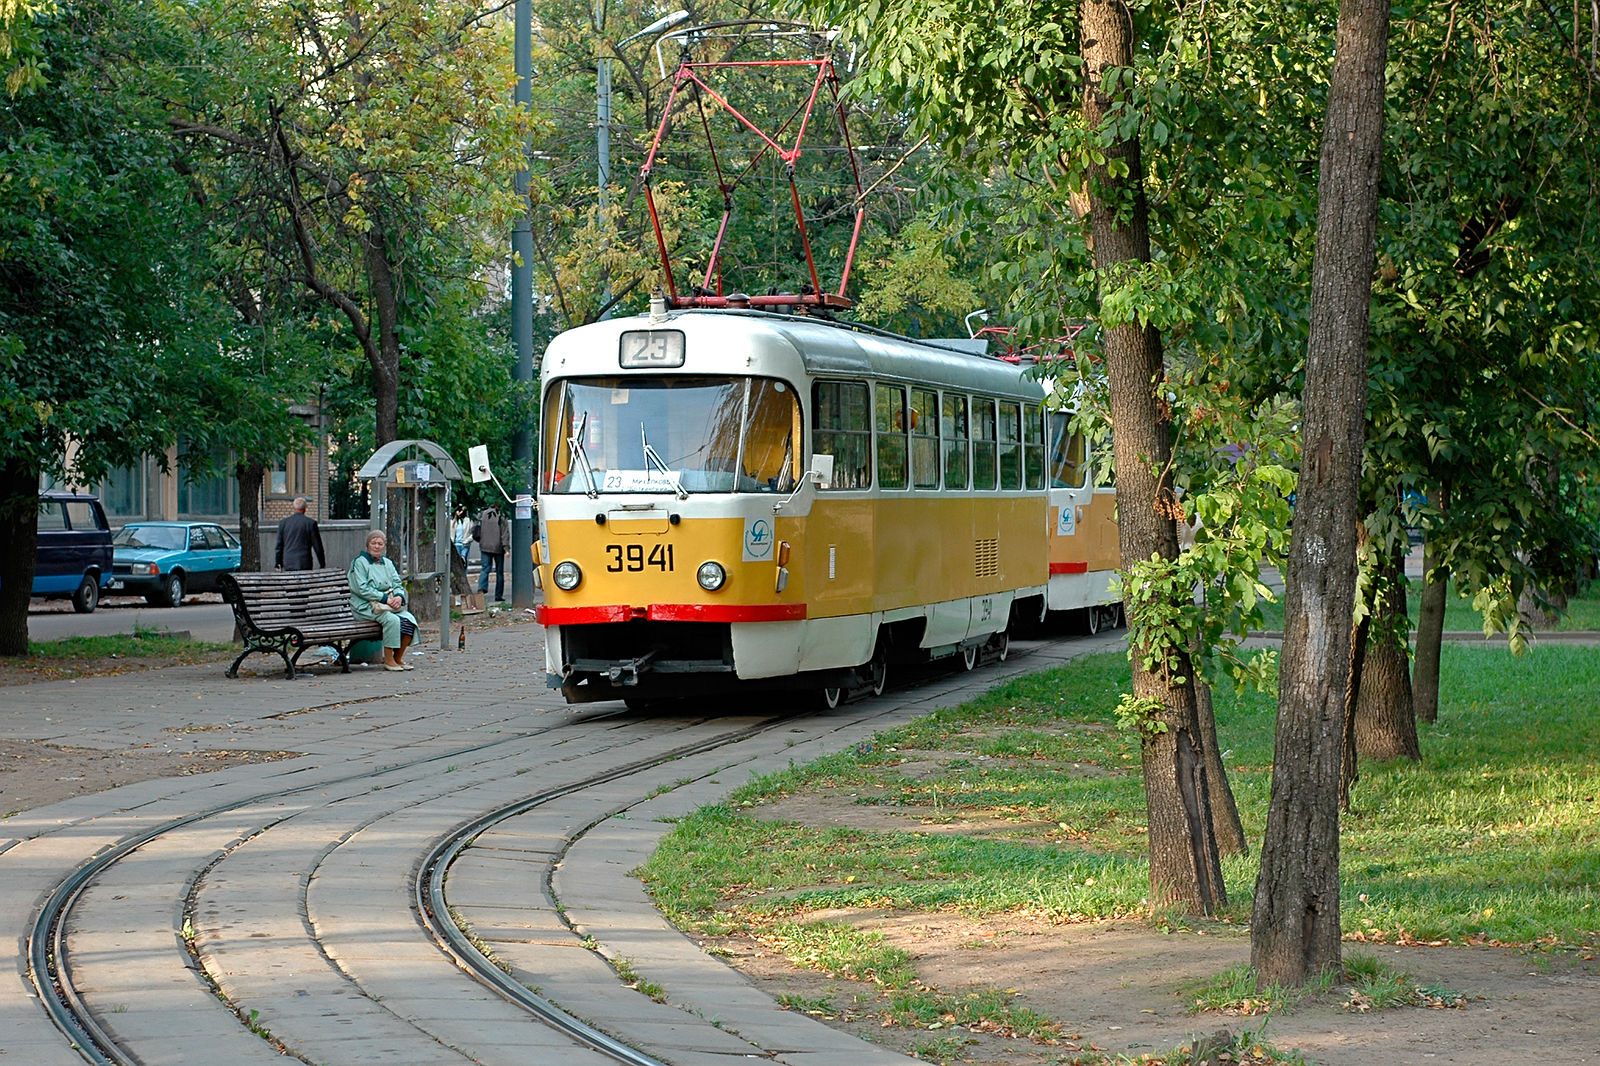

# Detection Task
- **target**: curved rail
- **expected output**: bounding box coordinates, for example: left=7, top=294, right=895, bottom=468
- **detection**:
left=30, top=711, right=796, bottom=1065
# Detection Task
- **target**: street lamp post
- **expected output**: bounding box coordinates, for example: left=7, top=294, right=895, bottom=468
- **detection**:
left=596, top=7, right=689, bottom=319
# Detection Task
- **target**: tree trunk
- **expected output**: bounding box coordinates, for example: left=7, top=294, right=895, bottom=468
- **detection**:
left=1355, top=550, right=1421, bottom=761
left=1082, top=0, right=1224, bottom=915
left=1341, top=607, right=1370, bottom=810
left=237, top=461, right=265, bottom=572
left=1413, top=535, right=1447, bottom=724
left=1517, top=579, right=1565, bottom=629
left=362, top=220, right=402, bottom=447
left=1251, top=0, right=1390, bottom=988
left=1196, top=675, right=1248, bottom=856
left=0, top=459, right=41, bottom=657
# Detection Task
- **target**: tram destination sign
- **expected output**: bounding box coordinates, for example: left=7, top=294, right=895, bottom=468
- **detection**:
left=619, top=330, right=686, bottom=369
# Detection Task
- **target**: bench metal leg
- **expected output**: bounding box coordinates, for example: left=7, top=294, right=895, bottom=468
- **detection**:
left=227, top=635, right=294, bottom=680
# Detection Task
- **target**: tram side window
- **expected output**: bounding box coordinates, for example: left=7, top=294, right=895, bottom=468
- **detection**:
left=876, top=384, right=909, bottom=490
left=812, top=380, right=871, bottom=490
left=942, top=393, right=969, bottom=489
left=972, top=397, right=997, bottom=490
left=910, top=388, right=939, bottom=489
left=1048, top=411, right=1089, bottom=488
left=998, top=402, right=1022, bottom=490
left=1023, top=403, right=1045, bottom=490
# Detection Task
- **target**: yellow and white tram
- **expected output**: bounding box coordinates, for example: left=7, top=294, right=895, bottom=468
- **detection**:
left=533, top=300, right=1119, bottom=706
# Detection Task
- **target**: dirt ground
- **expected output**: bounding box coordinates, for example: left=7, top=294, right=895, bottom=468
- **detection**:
left=3, top=648, right=1596, bottom=1064
left=691, top=794, right=1600, bottom=1066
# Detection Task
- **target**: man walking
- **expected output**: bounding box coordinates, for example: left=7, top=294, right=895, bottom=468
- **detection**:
left=275, top=497, right=326, bottom=571
left=475, top=504, right=509, bottom=602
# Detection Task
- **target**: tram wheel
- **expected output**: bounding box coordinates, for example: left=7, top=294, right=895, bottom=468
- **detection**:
left=868, top=644, right=889, bottom=698
left=991, top=628, right=1010, bottom=662
left=1083, top=606, right=1101, bottom=635
left=817, top=686, right=844, bottom=709
left=961, top=644, right=978, bottom=671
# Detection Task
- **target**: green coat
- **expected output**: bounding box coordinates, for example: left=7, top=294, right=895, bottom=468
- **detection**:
left=349, top=551, right=414, bottom=623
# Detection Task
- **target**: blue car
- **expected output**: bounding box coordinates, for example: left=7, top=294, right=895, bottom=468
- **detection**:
left=110, top=521, right=243, bottom=607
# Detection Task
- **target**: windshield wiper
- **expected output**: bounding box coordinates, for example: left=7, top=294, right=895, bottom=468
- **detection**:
left=641, top=424, right=688, bottom=499
left=568, top=411, right=600, bottom=498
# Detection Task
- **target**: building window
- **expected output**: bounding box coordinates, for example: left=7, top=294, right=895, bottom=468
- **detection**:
left=178, top=439, right=237, bottom=517
left=99, top=464, right=146, bottom=520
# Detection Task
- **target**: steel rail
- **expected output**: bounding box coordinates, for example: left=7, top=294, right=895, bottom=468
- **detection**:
left=28, top=711, right=630, bottom=1065
left=415, top=714, right=810, bottom=1066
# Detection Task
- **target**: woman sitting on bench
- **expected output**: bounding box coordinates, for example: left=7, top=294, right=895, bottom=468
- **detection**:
left=349, top=530, right=418, bottom=671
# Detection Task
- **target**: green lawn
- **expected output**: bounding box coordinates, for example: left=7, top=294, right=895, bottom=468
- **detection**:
left=642, top=643, right=1600, bottom=950
left=1254, top=574, right=1600, bottom=633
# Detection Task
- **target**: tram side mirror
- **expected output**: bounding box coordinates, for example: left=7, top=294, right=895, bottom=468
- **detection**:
left=469, top=444, right=492, bottom=483
left=809, top=454, right=834, bottom=490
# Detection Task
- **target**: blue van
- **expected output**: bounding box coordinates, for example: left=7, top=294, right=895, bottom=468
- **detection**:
left=33, top=492, right=114, bottom=613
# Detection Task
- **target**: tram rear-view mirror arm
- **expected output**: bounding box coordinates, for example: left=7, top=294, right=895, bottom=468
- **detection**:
left=468, top=443, right=516, bottom=504
left=773, top=454, right=832, bottom=514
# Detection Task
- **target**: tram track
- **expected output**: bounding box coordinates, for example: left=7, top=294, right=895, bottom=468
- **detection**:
left=29, top=704, right=889, bottom=1065
left=14, top=628, right=1105, bottom=1066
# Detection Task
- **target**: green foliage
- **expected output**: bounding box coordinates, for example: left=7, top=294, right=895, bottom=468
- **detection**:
left=0, top=2, right=221, bottom=488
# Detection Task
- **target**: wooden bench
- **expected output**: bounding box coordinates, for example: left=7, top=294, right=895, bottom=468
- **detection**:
left=220, top=569, right=384, bottom=679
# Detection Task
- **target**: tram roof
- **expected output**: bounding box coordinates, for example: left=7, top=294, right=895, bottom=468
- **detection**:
left=544, top=308, right=1045, bottom=400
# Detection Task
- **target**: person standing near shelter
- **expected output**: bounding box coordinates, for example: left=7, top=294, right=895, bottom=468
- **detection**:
left=451, top=505, right=473, bottom=563
left=349, top=530, right=418, bottom=671
left=476, top=504, right=509, bottom=602
left=275, top=497, right=326, bottom=571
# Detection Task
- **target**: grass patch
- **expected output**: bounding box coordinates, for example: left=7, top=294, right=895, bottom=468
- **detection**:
left=5, top=626, right=235, bottom=683
left=610, top=957, right=667, bottom=1003
left=639, top=640, right=1596, bottom=1064
left=750, top=918, right=1061, bottom=1040
left=28, top=625, right=231, bottom=660
left=1254, top=574, right=1600, bottom=634
left=642, top=643, right=1600, bottom=947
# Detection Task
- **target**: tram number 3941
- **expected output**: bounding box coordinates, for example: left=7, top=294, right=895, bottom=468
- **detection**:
left=605, top=543, right=676, bottom=573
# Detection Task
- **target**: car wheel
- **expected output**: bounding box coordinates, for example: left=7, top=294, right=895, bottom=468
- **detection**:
left=161, top=573, right=185, bottom=608
left=72, top=575, right=99, bottom=614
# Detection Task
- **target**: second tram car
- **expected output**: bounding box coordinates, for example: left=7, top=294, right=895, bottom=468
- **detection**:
left=533, top=301, right=1119, bottom=706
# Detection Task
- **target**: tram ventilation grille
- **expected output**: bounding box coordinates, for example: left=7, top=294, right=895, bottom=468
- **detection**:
left=974, top=538, right=999, bottom=578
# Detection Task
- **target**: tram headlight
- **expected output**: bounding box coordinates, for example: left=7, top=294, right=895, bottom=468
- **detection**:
left=696, top=560, right=726, bottom=592
left=552, top=561, right=583, bottom=591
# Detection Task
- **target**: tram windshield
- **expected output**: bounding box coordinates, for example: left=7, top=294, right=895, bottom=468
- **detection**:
left=542, top=375, right=801, bottom=495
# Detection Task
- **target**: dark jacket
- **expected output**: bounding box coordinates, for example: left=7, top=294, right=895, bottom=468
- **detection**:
left=276, top=512, right=326, bottom=571
left=476, top=507, right=509, bottom=555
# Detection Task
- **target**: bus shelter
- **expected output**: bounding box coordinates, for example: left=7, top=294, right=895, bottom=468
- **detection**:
left=356, top=440, right=463, bottom=651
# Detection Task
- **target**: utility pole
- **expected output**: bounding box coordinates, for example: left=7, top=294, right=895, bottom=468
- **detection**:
left=511, top=0, right=535, bottom=609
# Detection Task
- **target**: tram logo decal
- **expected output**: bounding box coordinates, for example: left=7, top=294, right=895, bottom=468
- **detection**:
left=744, top=518, right=773, bottom=561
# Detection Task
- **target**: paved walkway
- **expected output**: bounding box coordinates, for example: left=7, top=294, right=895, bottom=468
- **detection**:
left=0, top=620, right=1127, bottom=1065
